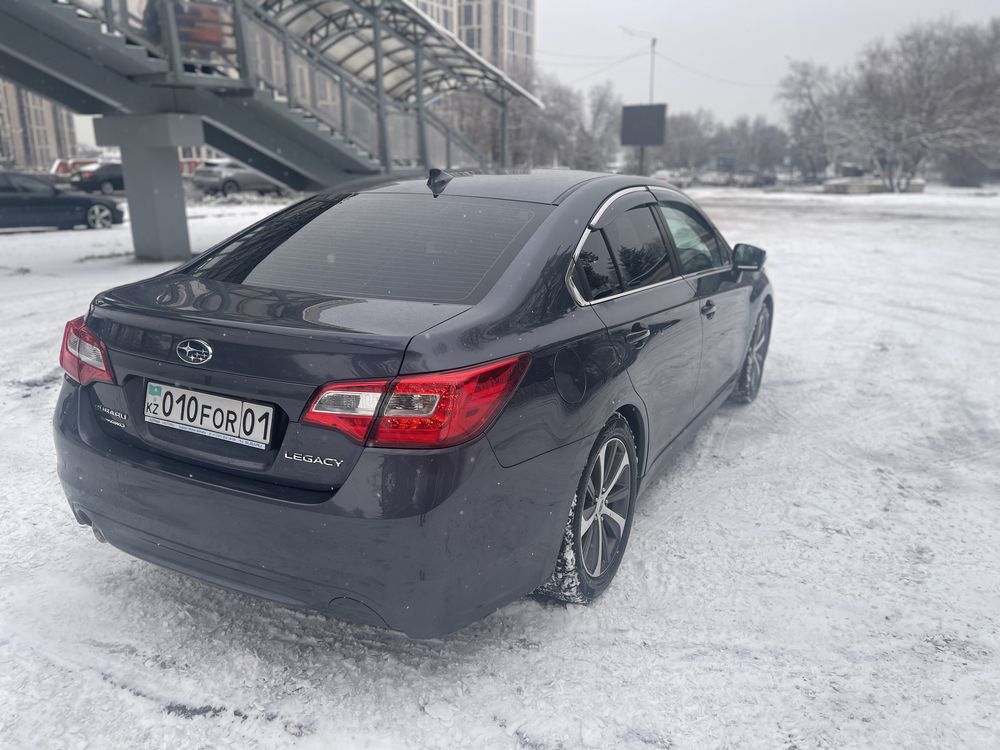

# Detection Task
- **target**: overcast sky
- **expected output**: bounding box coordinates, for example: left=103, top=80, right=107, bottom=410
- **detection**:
left=535, top=0, right=998, bottom=122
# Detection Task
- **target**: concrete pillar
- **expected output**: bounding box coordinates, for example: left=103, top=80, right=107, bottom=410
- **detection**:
left=94, top=113, right=204, bottom=262
left=499, top=98, right=508, bottom=169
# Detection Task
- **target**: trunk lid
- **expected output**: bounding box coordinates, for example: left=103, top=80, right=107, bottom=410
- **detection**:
left=83, top=274, right=469, bottom=496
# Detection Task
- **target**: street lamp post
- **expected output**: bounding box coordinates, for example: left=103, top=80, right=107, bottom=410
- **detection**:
left=621, top=26, right=657, bottom=174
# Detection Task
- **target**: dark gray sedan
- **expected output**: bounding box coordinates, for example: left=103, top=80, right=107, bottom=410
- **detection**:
left=54, top=170, right=773, bottom=637
left=0, top=170, right=124, bottom=230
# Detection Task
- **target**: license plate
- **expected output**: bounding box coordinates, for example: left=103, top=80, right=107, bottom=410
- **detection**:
left=144, top=382, right=273, bottom=450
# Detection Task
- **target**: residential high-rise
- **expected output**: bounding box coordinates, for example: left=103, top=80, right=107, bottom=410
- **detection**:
left=457, top=0, right=534, bottom=83
left=0, top=79, right=77, bottom=170
left=412, top=1, right=535, bottom=83
left=412, top=0, right=457, bottom=32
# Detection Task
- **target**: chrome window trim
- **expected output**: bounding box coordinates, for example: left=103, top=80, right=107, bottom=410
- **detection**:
left=586, top=185, right=650, bottom=229
left=566, top=186, right=666, bottom=307
left=682, top=266, right=732, bottom=281
left=565, top=186, right=741, bottom=307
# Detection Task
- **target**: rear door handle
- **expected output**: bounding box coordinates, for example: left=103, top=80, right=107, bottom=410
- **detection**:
left=625, top=324, right=651, bottom=348
left=701, top=301, right=717, bottom=320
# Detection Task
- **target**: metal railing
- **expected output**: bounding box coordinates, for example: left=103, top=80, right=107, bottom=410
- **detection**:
left=55, top=0, right=491, bottom=170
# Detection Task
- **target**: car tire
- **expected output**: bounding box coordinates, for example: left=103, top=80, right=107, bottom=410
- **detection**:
left=731, top=304, right=771, bottom=404
left=536, top=414, right=638, bottom=604
left=221, top=180, right=239, bottom=197
left=99, top=180, right=115, bottom=195
left=86, top=204, right=114, bottom=230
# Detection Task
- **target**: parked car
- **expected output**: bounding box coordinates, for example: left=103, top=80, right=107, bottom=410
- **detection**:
left=733, top=171, right=777, bottom=188
left=694, top=170, right=734, bottom=187
left=192, top=159, right=285, bottom=196
left=651, top=168, right=695, bottom=188
left=69, top=162, right=125, bottom=194
left=50, top=157, right=100, bottom=178
left=0, top=170, right=124, bottom=230
left=54, top=170, right=773, bottom=638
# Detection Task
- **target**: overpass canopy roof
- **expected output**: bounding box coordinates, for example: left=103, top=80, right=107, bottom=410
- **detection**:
left=254, top=0, right=541, bottom=108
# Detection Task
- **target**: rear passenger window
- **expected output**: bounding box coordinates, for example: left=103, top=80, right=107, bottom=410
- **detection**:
left=659, top=203, right=726, bottom=274
left=574, top=231, right=621, bottom=301
left=606, top=206, right=673, bottom=290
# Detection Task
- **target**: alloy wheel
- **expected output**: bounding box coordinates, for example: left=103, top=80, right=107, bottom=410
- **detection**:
left=87, top=204, right=113, bottom=229
left=580, top=436, right=632, bottom=578
left=747, top=308, right=770, bottom=394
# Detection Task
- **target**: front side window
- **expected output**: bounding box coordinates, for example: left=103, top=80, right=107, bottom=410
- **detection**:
left=0, top=174, right=16, bottom=194
left=659, top=203, right=725, bottom=274
left=606, top=206, right=673, bottom=291
left=574, top=230, right=621, bottom=301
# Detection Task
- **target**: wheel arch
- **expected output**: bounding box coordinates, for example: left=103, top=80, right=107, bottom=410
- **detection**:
left=761, top=293, right=775, bottom=335
left=614, top=404, right=646, bottom=480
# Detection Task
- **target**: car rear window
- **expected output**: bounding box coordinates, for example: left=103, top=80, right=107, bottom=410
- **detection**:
left=185, top=193, right=551, bottom=303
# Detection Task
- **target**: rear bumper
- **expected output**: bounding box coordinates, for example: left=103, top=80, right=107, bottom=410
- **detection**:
left=54, top=380, right=587, bottom=638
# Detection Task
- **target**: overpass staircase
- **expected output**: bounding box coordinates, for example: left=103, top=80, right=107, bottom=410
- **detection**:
left=0, top=0, right=492, bottom=190
left=0, top=0, right=536, bottom=257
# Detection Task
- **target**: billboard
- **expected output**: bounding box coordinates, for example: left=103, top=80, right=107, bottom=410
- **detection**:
left=620, top=104, right=667, bottom=147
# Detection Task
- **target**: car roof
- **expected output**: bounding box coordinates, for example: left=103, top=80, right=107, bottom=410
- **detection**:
left=360, top=169, right=656, bottom=205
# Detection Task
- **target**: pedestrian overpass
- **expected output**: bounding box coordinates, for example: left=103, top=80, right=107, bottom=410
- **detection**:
left=0, top=0, right=539, bottom=259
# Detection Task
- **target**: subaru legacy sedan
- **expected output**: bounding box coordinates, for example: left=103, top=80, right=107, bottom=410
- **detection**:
left=54, top=170, right=772, bottom=638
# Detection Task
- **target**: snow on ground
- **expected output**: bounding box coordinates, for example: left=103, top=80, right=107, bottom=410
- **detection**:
left=1, top=189, right=998, bottom=749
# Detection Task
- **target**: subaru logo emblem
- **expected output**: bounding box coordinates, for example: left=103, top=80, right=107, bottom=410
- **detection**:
left=176, top=339, right=213, bottom=365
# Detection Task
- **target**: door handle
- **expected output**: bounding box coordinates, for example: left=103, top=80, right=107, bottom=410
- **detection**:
left=701, top=301, right=717, bottom=320
left=625, top=324, right=651, bottom=348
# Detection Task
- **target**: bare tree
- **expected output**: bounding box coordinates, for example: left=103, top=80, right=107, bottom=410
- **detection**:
left=573, top=81, right=622, bottom=171
left=518, top=72, right=583, bottom=167
left=778, top=61, right=849, bottom=180
left=782, top=18, right=1000, bottom=190
left=658, top=110, right=716, bottom=170
left=712, top=116, right=788, bottom=172
left=439, top=72, right=622, bottom=171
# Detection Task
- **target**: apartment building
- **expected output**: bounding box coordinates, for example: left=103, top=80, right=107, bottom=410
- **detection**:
left=412, top=0, right=457, bottom=31
left=457, top=0, right=534, bottom=82
left=0, top=79, right=78, bottom=170
left=412, top=0, right=535, bottom=83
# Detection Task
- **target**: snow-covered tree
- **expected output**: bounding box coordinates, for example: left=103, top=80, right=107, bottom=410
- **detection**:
left=781, top=18, right=1000, bottom=191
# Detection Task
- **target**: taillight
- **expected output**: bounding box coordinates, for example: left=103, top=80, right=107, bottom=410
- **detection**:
left=301, top=353, right=530, bottom=449
left=301, top=380, right=390, bottom=442
left=60, top=316, right=114, bottom=385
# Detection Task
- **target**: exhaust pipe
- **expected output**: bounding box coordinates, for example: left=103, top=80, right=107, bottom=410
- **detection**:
left=92, top=525, right=107, bottom=544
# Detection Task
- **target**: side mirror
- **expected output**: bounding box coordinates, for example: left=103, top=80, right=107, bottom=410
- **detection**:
left=733, top=243, right=766, bottom=272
